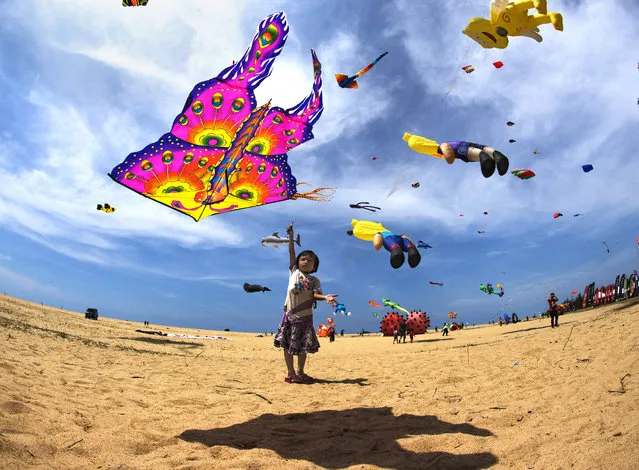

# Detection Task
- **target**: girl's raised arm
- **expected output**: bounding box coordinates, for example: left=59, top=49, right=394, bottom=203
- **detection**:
left=286, top=224, right=296, bottom=270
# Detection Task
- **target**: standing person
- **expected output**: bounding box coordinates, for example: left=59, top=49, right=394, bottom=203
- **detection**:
left=547, top=292, right=560, bottom=328
left=274, top=224, right=338, bottom=384
left=442, top=323, right=450, bottom=336
left=393, top=329, right=399, bottom=344
left=329, top=328, right=335, bottom=342
left=409, top=329, right=415, bottom=343
left=399, top=321, right=407, bottom=343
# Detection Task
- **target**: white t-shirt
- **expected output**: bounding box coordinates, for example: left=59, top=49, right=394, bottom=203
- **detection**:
left=283, top=267, right=322, bottom=320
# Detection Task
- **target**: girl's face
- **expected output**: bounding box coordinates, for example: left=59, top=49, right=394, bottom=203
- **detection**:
left=298, top=255, right=316, bottom=273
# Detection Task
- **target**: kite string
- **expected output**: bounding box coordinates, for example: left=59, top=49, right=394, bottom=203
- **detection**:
left=384, top=40, right=477, bottom=202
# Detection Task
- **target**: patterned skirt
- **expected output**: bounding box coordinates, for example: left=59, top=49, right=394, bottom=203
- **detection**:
left=274, top=315, right=320, bottom=355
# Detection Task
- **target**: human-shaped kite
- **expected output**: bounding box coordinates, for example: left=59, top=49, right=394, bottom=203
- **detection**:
left=480, top=283, right=504, bottom=297
left=347, top=219, right=421, bottom=269
left=462, top=0, right=563, bottom=49
left=403, top=133, right=509, bottom=179
left=334, top=303, right=351, bottom=316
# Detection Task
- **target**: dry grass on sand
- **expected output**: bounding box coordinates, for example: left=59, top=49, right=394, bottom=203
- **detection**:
left=1, top=294, right=638, bottom=469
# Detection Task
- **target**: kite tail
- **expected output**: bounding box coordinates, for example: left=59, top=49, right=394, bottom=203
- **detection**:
left=291, top=182, right=336, bottom=202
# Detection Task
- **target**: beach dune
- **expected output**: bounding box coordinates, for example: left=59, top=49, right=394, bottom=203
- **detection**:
left=1, top=294, right=637, bottom=469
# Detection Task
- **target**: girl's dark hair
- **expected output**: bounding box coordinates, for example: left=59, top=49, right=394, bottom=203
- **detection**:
left=296, top=250, right=319, bottom=273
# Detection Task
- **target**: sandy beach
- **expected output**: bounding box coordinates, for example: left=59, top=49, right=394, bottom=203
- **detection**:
left=1, top=294, right=637, bottom=469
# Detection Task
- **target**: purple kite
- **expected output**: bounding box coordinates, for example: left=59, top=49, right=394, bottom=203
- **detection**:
left=109, top=12, right=333, bottom=221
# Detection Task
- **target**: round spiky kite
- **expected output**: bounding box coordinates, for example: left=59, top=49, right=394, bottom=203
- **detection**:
left=406, top=310, right=430, bottom=334
left=380, top=312, right=404, bottom=336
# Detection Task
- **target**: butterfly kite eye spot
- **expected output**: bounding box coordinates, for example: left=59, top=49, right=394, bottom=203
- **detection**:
left=258, top=162, right=266, bottom=173
left=259, top=24, right=280, bottom=48
left=197, top=157, right=209, bottom=168
left=207, top=165, right=215, bottom=173
left=141, top=160, right=153, bottom=171
left=178, top=115, right=189, bottom=126
left=247, top=66, right=255, bottom=73
left=288, top=138, right=300, bottom=145
left=125, top=172, right=136, bottom=180
left=245, top=163, right=253, bottom=173
left=232, top=98, right=245, bottom=112
left=161, top=151, right=174, bottom=164
left=284, top=129, right=295, bottom=136
left=271, top=167, right=279, bottom=178
left=273, top=115, right=283, bottom=124
left=212, top=93, right=223, bottom=109
left=183, top=152, right=194, bottom=164
left=191, top=101, right=204, bottom=115
left=194, top=191, right=206, bottom=203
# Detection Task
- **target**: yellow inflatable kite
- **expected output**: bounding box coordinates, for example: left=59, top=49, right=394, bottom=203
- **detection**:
left=463, top=0, right=563, bottom=49
left=403, top=133, right=510, bottom=179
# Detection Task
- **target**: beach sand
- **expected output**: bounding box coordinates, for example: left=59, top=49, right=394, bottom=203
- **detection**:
left=1, top=294, right=637, bottom=469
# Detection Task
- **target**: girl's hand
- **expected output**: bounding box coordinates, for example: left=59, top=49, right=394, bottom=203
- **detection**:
left=325, top=294, right=338, bottom=307
left=286, top=224, right=294, bottom=236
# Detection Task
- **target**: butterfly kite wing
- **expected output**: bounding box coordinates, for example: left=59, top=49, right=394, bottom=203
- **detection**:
left=109, top=134, right=227, bottom=221
left=170, top=12, right=290, bottom=147
left=123, top=0, right=149, bottom=5
left=111, top=12, right=329, bottom=221
left=204, top=151, right=298, bottom=216
left=206, top=48, right=324, bottom=212
left=248, top=49, right=324, bottom=156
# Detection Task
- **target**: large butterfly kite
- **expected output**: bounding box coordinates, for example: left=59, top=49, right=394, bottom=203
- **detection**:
left=109, top=12, right=333, bottom=221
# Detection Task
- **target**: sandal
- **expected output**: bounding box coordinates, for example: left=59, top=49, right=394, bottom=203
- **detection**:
left=298, top=373, right=314, bottom=383
left=285, top=374, right=304, bottom=384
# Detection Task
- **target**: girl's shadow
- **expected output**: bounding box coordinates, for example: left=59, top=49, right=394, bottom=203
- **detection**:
left=179, top=407, right=497, bottom=469
left=310, top=377, right=369, bottom=386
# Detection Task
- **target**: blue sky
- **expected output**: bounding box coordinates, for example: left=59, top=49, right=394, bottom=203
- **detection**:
left=1, top=0, right=638, bottom=333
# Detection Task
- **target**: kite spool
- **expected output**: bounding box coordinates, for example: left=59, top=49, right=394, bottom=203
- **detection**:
left=380, top=312, right=404, bottom=336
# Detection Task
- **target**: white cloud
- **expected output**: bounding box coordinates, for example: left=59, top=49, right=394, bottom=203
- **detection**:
left=0, top=265, right=63, bottom=298
left=486, top=249, right=509, bottom=257
left=366, top=0, right=639, bottom=236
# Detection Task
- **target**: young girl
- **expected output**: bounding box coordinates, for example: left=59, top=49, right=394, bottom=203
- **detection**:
left=274, top=224, right=338, bottom=384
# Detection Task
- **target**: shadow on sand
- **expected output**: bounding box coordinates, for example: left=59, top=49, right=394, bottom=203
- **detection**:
left=310, top=377, right=370, bottom=386
left=120, top=336, right=203, bottom=348
left=612, top=297, right=639, bottom=312
left=499, top=320, right=576, bottom=335
left=179, top=407, right=497, bottom=469
left=413, top=337, right=455, bottom=344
